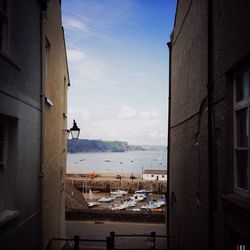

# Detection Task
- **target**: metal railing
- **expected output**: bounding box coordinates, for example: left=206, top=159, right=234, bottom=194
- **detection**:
left=46, top=232, right=169, bottom=250
left=107, top=231, right=168, bottom=250
left=46, top=235, right=106, bottom=250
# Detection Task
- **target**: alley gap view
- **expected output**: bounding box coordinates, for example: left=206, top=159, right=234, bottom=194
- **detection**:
left=0, top=0, right=250, bottom=250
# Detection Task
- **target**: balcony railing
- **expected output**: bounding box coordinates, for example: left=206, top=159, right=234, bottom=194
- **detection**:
left=46, top=231, right=169, bottom=250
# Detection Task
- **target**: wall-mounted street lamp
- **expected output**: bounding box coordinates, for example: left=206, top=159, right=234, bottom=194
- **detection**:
left=66, top=119, right=80, bottom=139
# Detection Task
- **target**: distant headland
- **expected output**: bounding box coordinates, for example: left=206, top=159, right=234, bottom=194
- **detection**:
left=67, top=139, right=166, bottom=153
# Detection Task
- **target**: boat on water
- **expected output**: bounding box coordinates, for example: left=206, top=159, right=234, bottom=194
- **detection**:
left=87, top=189, right=99, bottom=207
left=110, top=190, right=128, bottom=196
left=110, top=193, right=123, bottom=198
left=130, top=193, right=146, bottom=202
left=156, top=199, right=165, bottom=207
left=88, top=189, right=94, bottom=200
left=88, top=201, right=99, bottom=207
left=123, top=200, right=136, bottom=207
left=141, top=199, right=165, bottom=210
left=111, top=203, right=128, bottom=210
left=111, top=199, right=136, bottom=210
left=98, top=196, right=114, bottom=202
left=104, top=159, right=111, bottom=162
left=135, top=189, right=152, bottom=196
left=141, top=201, right=158, bottom=210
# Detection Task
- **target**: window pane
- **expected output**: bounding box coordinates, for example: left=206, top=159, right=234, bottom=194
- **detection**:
left=2, top=0, right=7, bottom=12
left=0, top=19, right=3, bottom=51
left=236, top=71, right=249, bottom=102
left=0, top=124, right=3, bottom=141
left=236, top=150, right=248, bottom=190
left=0, top=143, right=3, bottom=162
left=236, top=108, right=248, bottom=147
left=0, top=0, right=7, bottom=12
left=0, top=164, right=4, bottom=208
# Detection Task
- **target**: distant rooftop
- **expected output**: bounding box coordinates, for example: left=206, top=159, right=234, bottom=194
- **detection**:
left=143, top=169, right=167, bottom=175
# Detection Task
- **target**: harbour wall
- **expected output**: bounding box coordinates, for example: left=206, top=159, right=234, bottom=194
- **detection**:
left=65, top=209, right=165, bottom=223
left=66, top=176, right=167, bottom=194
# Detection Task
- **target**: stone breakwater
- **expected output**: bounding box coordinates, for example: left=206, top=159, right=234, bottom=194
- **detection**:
left=65, top=208, right=165, bottom=223
left=66, top=174, right=167, bottom=194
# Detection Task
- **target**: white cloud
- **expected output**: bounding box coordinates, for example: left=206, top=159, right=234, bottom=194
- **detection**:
left=67, top=107, right=167, bottom=145
left=67, top=49, right=85, bottom=61
left=67, top=104, right=166, bottom=145
left=66, top=51, right=116, bottom=88
left=140, top=111, right=151, bottom=119
left=68, top=108, right=91, bottom=122
left=140, top=108, right=160, bottom=119
left=151, top=108, right=160, bottom=118
left=81, top=118, right=166, bottom=145
left=63, top=17, right=89, bottom=33
left=117, top=105, right=137, bottom=119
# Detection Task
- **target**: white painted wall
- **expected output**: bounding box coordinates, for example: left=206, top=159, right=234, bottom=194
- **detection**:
left=143, top=174, right=167, bottom=181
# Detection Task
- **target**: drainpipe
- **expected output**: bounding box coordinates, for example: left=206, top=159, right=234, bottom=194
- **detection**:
left=40, top=1, right=47, bottom=249
left=166, top=40, right=172, bottom=250
left=207, top=0, right=214, bottom=249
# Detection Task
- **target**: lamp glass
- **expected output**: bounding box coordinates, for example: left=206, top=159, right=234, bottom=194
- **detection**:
left=71, top=129, right=80, bottom=139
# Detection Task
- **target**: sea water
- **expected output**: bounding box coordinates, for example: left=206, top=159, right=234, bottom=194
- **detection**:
left=67, top=150, right=167, bottom=175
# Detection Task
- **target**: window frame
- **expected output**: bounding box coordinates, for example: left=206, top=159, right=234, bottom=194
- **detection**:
left=0, top=0, right=10, bottom=53
left=233, top=69, right=250, bottom=199
left=0, top=118, right=8, bottom=209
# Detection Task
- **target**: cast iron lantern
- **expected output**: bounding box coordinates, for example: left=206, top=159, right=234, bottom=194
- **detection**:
left=69, top=119, right=80, bottom=139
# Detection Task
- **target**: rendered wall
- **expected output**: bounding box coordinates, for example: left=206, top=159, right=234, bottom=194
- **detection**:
left=212, top=1, right=250, bottom=249
left=169, top=0, right=209, bottom=249
left=0, top=0, right=42, bottom=249
left=42, top=0, right=68, bottom=248
left=169, top=0, right=250, bottom=249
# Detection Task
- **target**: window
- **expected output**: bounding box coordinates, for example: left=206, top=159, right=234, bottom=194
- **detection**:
left=0, top=114, right=17, bottom=212
left=234, top=69, right=250, bottom=198
left=0, top=0, right=9, bottom=53
left=0, top=122, right=5, bottom=208
left=0, top=117, right=7, bottom=209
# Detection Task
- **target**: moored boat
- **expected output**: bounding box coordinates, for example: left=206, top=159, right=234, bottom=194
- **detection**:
left=88, top=201, right=100, bottom=207
left=98, top=196, right=114, bottom=202
left=130, top=193, right=146, bottom=202
left=135, top=189, right=152, bottom=195
left=110, top=190, right=128, bottom=196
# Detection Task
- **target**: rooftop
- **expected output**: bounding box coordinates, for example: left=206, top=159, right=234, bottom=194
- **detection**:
left=143, top=169, right=167, bottom=175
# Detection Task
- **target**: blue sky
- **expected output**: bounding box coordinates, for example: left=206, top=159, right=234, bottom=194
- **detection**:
left=62, top=0, right=177, bottom=145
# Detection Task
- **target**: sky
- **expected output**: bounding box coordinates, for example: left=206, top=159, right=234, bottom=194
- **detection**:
left=62, top=0, right=177, bottom=145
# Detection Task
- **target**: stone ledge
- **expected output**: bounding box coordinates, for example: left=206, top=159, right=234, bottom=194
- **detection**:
left=0, top=210, right=20, bottom=227
left=222, top=193, right=250, bottom=213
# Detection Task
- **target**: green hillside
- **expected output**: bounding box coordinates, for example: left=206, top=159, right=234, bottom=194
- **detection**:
left=67, top=139, right=130, bottom=153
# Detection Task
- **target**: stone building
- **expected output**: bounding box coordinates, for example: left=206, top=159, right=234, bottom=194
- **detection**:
left=142, top=169, right=167, bottom=181
left=41, top=0, right=69, bottom=248
left=168, top=1, right=250, bottom=250
left=0, top=0, right=68, bottom=249
left=42, top=0, right=69, bottom=246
